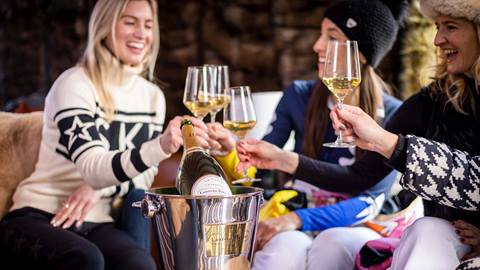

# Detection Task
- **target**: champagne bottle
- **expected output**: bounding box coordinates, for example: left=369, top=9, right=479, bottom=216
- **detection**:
left=176, top=119, right=232, bottom=195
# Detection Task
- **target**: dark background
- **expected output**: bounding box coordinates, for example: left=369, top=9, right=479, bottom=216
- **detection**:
left=0, top=0, right=436, bottom=122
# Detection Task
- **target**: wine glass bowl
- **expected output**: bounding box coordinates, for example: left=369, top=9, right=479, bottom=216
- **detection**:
left=183, top=66, right=213, bottom=120
left=322, top=40, right=361, bottom=147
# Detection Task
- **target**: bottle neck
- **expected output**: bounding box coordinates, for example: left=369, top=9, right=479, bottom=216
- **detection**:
left=181, top=123, right=199, bottom=150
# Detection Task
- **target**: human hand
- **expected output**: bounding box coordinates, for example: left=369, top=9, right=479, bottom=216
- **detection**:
left=453, top=220, right=480, bottom=260
left=330, top=104, right=398, bottom=158
left=51, top=183, right=102, bottom=229
left=236, top=138, right=298, bottom=174
left=255, top=212, right=301, bottom=251
left=160, top=116, right=209, bottom=155
left=207, top=122, right=235, bottom=155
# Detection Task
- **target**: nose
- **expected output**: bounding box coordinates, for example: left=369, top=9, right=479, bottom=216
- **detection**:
left=313, top=35, right=325, bottom=55
left=134, top=25, right=147, bottom=40
left=434, top=29, right=446, bottom=47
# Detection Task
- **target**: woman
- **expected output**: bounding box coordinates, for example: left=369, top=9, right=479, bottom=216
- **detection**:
left=331, top=104, right=480, bottom=267
left=210, top=0, right=405, bottom=269
left=238, top=0, right=480, bottom=268
left=0, top=0, right=208, bottom=269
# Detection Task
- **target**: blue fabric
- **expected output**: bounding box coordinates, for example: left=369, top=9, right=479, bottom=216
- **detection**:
left=296, top=196, right=370, bottom=231
left=262, top=80, right=402, bottom=230
left=116, top=189, right=151, bottom=250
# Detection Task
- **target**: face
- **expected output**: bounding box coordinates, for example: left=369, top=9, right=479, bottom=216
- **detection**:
left=434, top=15, right=480, bottom=75
left=312, top=18, right=366, bottom=79
left=106, top=0, right=154, bottom=66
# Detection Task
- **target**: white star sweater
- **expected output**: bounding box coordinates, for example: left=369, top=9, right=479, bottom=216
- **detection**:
left=11, top=66, right=170, bottom=222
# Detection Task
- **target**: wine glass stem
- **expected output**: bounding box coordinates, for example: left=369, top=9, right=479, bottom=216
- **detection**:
left=210, top=112, right=217, bottom=123
left=336, top=98, right=345, bottom=144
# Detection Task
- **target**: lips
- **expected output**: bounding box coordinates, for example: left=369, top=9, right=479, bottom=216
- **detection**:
left=443, top=48, right=458, bottom=63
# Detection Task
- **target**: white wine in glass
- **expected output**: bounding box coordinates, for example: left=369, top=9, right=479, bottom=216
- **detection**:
left=322, top=40, right=361, bottom=148
left=183, top=66, right=214, bottom=120
left=223, top=86, right=260, bottom=184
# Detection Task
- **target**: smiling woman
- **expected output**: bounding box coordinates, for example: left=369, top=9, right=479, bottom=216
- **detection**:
left=0, top=0, right=209, bottom=269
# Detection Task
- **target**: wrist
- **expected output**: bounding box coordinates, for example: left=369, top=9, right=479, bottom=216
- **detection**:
left=375, top=131, right=398, bottom=159
left=279, top=151, right=299, bottom=175
left=159, top=135, right=171, bottom=156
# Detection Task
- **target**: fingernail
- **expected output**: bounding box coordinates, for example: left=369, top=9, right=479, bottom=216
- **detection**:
left=460, top=238, right=465, bottom=242
left=455, top=230, right=460, bottom=234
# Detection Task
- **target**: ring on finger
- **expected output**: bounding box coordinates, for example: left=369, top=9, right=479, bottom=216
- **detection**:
left=62, top=202, right=70, bottom=209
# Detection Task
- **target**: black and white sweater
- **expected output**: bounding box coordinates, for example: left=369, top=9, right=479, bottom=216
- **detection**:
left=12, top=66, right=169, bottom=222
left=396, top=135, right=480, bottom=211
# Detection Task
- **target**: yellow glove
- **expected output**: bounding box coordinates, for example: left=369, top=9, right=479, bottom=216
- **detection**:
left=259, top=190, right=298, bottom=221
left=214, top=149, right=257, bottom=185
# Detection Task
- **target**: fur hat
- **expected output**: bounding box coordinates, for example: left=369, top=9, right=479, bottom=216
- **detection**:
left=420, top=0, right=480, bottom=23
left=324, top=0, right=409, bottom=68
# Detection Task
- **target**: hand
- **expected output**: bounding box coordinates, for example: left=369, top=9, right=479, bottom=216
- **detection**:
left=207, top=122, right=235, bottom=155
left=160, top=116, right=209, bottom=155
left=51, top=183, right=102, bottom=229
left=330, top=104, right=398, bottom=158
left=255, top=212, right=301, bottom=251
left=236, top=138, right=298, bottom=174
left=452, top=220, right=480, bottom=260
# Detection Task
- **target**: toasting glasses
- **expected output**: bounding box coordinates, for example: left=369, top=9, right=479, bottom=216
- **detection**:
left=322, top=40, right=361, bottom=148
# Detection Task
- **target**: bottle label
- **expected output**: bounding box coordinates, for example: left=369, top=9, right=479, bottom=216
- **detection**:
left=191, top=174, right=232, bottom=196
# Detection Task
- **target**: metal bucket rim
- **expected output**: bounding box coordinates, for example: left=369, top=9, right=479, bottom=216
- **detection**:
left=146, top=186, right=264, bottom=199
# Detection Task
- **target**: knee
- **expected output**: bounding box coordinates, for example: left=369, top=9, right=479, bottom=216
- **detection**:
left=63, top=243, right=104, bottom=270
left=404, top=217, right=453, bottom=240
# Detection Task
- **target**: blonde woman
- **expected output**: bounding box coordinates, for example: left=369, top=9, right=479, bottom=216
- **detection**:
left=0, top=0, right=208, bottom=269
left=238, top=0, right=480, bottom=268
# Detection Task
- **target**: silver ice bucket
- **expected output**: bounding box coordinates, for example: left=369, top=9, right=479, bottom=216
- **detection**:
left=139, top=186, right=263, bottom=270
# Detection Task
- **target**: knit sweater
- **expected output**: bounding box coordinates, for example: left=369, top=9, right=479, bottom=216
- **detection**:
left=11, top=66, right=169, bottom=222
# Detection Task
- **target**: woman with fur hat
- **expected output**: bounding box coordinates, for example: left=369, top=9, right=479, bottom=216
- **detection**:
left=237, top=0, right=480, bottom=268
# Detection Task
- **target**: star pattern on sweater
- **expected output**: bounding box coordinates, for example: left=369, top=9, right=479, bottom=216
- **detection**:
left=64, top=116, right=94, bottom=149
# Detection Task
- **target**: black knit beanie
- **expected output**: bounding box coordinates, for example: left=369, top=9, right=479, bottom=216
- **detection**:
left=324, top=0, right=409, bottom=68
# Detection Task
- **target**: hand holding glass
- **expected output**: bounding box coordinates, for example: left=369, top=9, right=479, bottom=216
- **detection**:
left=322, top=40, right=361, bottom=148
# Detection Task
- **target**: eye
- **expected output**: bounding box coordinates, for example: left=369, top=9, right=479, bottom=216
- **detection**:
left=145, top=23, right=153, bottom=30
left=446, top=24, right=457, bottom=31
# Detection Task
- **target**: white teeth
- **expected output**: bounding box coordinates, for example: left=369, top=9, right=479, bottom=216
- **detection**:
left=127, top=42, right=144, bottom=49
left=318, top=58, right=326, bottom=63
left=444, top=49, right=457, bottom=55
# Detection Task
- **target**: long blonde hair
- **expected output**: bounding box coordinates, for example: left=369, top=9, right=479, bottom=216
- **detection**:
left=80, top=0, right=160, bottom=122
left=433, top=22, right=480, bottom=116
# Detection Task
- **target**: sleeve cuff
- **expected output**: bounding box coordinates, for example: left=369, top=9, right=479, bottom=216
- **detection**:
left=385, top=134, right=407, bottom=172
left=140, top=136, right=171, bottom=167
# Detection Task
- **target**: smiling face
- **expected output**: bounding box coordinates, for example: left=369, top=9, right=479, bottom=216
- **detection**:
left=434, top=15, right=480, bottom=75
left=105, top=0, right=153, bottom=66
left=312, top=18, right=366, bottom=79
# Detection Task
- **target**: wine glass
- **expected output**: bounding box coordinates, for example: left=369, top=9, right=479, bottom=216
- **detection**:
left=207, top=65, right=230, bottom=123
left=322, top=40, right=361, bottom=148
left=223, top=86, right=260, bottom=184
left=183, top=66, right=213, bottom=120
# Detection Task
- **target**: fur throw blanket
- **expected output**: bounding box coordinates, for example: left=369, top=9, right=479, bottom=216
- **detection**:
left=0, top=112, right=42, bottom=219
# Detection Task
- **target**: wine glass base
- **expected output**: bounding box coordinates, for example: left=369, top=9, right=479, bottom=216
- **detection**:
left=231, top=178, right=262, bottom=185
left=322, top=141, right=355, bottom=148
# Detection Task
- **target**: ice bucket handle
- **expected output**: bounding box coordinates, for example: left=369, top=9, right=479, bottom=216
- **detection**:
left=132, top=199, right=159, bottom=219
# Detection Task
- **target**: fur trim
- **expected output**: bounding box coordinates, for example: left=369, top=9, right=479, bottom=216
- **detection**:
left=420, top=0, right=480, bottom=23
